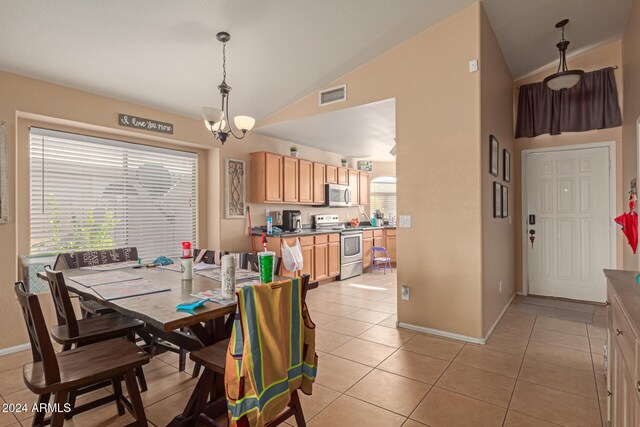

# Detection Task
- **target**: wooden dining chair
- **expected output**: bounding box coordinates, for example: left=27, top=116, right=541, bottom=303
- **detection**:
left=54, top=247, right=139, bottom=318
left=15, top=281, right=150, bottom=427
left=43, top=266, right=148, bottom=415
left=178, top=275, right=311, bottom=427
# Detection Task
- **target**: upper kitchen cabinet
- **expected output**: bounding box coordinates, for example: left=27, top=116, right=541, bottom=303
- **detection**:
left=313, top=162, right=326, bottom=205
left=326, top=165, right=338, bottom=184
left=359, top=171, right=369, bottom=205
left=348, top=169, right=359, bottom=205
left=250, top=152, right=283, bottom=203
left=337, top=167, right=349, bottom=185
left=283, top=157, right=299, bottom=203
left=299, top=159, right=313, bottom=204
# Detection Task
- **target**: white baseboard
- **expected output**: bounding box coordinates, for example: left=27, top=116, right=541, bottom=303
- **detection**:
left=398, top=292, right=516, bottom=346
left=516, top=291, right=527, bottom=296
left=482, top=292, right=516, bottom=343
left=398, top=322, right=486, bottom=344
left=0, top=343, right=30, bottom=357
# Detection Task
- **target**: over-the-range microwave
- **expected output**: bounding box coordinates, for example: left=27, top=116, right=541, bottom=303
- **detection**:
left=323, top=184, right=352, bottom=207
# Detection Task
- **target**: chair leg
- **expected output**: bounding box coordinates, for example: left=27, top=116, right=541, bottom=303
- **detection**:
left=50, top=390, right=69, bottom=427
left=178, top=348, right=187, bottom=372
left=32, top=393, right=50, bottom=426
left=112, top=376, right=125, bottom=416
left=290, top=390, right=306, bottom=427
left=64, top=389, right=77, bottom=419
left=124, top=370, right=148, bottom=427
left=135, top=366, right=148, bottom=392
left=192, top=362, right=202, bottom=378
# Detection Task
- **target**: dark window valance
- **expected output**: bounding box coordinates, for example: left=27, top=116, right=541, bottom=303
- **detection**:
left=515, top=67, right=622, bottom=138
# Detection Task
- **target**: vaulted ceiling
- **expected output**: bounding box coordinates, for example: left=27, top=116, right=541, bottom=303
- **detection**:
left=0, top=0, right=632, bottom=157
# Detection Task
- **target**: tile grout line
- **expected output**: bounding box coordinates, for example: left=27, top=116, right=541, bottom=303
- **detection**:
left=586, top=326, right=607, bottom=425
left=501, top=313, right=536, bottom=427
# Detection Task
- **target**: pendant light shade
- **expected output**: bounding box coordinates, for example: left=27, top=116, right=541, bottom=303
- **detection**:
left=233, top=116, right=256, bottom=132
left=202, top=107, right=224, bottom=125
left=543, top=19, right=584, bottom=91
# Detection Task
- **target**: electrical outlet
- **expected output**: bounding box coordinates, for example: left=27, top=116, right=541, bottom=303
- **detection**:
left=499, top=281, right=502, bottom=293
left=469, top=59, right=478, bottom=73
left=401, top=285, right=410, bottom=301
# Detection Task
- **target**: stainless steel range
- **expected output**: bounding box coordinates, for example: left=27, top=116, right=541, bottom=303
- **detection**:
left=313, top=214, right=363, bottom=280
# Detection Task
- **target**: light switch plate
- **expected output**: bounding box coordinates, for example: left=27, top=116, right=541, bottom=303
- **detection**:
left=469, top=59, right=478, bottom=73
left=399, top=215, right=411, bottom=228
left=401, top=285, right=410, bottom=301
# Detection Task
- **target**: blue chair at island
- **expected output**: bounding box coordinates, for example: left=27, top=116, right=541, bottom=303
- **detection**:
left=371, top=246, right=393, bottom=274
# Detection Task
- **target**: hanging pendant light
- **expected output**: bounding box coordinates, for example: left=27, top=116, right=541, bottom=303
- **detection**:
left=202, top=32, right=255, bottom=144
left=543, top=19, right=584, bottom=91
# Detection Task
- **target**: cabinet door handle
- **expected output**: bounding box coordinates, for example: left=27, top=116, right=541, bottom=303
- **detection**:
left=608, top=390, right=612, bottom=397
left=605, top=300, right=610, bottom=306
left=616, top=328, right=623, bottom=336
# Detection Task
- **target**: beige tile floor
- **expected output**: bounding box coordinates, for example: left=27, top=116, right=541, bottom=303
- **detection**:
left=0, top=271, right=608, bottom=427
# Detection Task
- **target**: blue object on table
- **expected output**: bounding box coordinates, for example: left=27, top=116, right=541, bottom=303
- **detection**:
left=635, top=273, right=640, bottom=284
left=176, top=298, right=211, bottom=312
left=153, top=256, right=174, bottom=266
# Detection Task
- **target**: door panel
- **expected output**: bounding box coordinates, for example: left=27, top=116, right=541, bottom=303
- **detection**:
left=299, top=159, right=313, bottom=203
left=313, top=163, right=326, bottom=204
left=328, top=242, right=340, bottom=277
left=526, top=147, right=610, bottom=302
left=265, top=153, right=283, bottom=202
left=283, top=157, right=299, bottom=203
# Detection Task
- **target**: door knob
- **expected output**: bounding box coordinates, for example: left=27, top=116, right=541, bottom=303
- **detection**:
left=529, top=229, right=536, bottom=249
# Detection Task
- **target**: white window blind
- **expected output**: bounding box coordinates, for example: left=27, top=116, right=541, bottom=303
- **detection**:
left=30, top=128, right=197, bottom=258
left=370, top=178, right=396, bottom=219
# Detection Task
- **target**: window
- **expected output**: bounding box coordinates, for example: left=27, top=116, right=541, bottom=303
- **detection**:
left=370, top=176, right=396, bottom=219
left=30, top=128, right=197, bottom=258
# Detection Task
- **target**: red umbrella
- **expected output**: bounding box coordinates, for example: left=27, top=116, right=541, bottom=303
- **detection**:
left=615, top=197, right=638, bottom=254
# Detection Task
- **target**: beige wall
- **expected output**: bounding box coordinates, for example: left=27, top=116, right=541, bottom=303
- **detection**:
left=260, top=3, right=488, bottom=339
left=369, top=161, right=396, bottom=180
left=0, top=69, right=350, bottom=349
left=480, top=7, right=516, bottom=335
left=622, top=0, right=640, bottom=270
left=512, top=41, right=625, bottom=293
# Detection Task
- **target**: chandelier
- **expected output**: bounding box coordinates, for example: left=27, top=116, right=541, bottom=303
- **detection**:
left=543, top=19, right=584, bottom=91
left=202, top=32, right=255, bottom=144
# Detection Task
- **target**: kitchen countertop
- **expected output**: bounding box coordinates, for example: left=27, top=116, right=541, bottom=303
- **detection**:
left=251, top=225, right=396, bottom=237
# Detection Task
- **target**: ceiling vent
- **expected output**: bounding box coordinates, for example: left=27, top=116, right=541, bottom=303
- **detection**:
left=319, top=84, right=347, bottom=106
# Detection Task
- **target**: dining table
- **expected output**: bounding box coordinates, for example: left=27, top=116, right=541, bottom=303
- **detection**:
left=38, top=263, right=318, bottom=357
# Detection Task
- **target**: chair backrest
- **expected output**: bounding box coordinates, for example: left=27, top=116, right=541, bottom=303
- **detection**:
left=44, top=266, right=79, bottom=337
left=56, top=247, right=139, bottom=269
left=243, top=253, right=282, bottom=275
left=14, top=281, right=60, bottom=384
left=194, top=249, right=230, bottom=265
left=372, top=246, right=388, bottom=257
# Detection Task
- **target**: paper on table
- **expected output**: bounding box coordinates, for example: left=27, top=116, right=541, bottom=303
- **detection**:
left=157, top=263, right=182, bottom=272
left=92, top=279, right=170, bottom=301
left=194, top=263, right=218, bottom=271
left=80, top=260, right=141, bottom=271
left=190, top=280, right=260, bottom=305
left=195, top=268, right=260, bottom=282
left=68, top=271, right=142, bottom=287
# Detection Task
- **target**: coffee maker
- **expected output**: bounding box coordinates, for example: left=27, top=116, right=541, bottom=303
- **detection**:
left=282, top=210, right=302, bottom=232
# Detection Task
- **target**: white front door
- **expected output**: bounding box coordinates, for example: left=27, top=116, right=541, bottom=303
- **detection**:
left=525, top=146, right=612, bottom=302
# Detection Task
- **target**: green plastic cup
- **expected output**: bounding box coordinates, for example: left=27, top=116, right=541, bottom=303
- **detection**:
left=258, top=251, right=275, bottom=284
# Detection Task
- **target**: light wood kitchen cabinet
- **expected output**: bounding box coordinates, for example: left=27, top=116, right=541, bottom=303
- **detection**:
left=255, top=233, right=340, bottom=281
left=298, top=159, right=313, bottom=204
left=362, top=234, right=373, bottom=270
left=326, top=165, right=338, bottom=184
left=313, top=162, right=326, bottom=204
left=337, top=167, right=349, bottom=185
left=283, top=157, right=299, bottom=203
left=313, top=243, right=329, bottom=281
left=604, top=270, right=640, bottom=427
left=328, top=237, right=340, bottom=277
left=250, top=152, right=283, bottom=203
left=359, top=171, right=369, bottom=205
left=385, top=229, right=397, bottom=264
left=348, top=169, right=359, bottom=205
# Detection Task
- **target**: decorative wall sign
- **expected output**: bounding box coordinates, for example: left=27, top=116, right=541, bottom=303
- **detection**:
left=118, top=114, right=173, bottom=134
left=0, top=122, right=8, bottom=223
left=489, top=135, right=499, bottom=176
left=225, top=158, right=246, bottom=219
